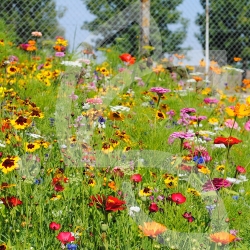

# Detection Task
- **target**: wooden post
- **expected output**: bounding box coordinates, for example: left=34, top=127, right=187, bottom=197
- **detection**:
left=140, top=0, right=150, bottom=56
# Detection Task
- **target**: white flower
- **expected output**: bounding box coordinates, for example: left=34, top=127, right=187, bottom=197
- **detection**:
left=189, top=72, right=204, bottom=75
left=187, top=79, right=196, bottom=83
left=212, top=144, right=226, bottom=148
left=0, top=141, right=6, bottom=147
left=226, top=177, right=246, bottom=184
left=26, top=133, right=43, bottom=139
left=110, top=105, right=130, bottom=112
left=129, top=206, right=140, bottom=216
left=76, top=58, right=91, bottom=65
left=82, top=103, right=91, bottom=110
left=60, top=144, right=67, bottom=149
left=61, top=61, right=82, bottom=67
left=141, top=102, right=149, bottom=107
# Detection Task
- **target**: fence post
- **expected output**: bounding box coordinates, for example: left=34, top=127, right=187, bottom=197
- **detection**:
left=140, top=0, right=150, bottom=56
left=205, top=0, right=209, bottom=84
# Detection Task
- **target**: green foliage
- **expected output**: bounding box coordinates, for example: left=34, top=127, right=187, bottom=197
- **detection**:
left=196, top=0, right=250, bottom=64
left=81, top=0, right=189, bottom=56
left=0, top=0, right=65, bottom=44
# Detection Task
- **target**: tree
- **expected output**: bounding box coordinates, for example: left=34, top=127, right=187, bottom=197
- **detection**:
left=81, top=0, right=188, bottom=57
left=196, top=0, right=250, bottom=64
left=0, top=0, right=64, bottom=44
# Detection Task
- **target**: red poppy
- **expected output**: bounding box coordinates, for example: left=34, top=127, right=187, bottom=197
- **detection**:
left=49, top=222, right=61, bottom=230
left=89, top=195, right=126, bottom=212
left=1, top=196, right=22, bottom=208
left=119, top=53, right=136, bottom=65
left=56, top=232, right=75, bottom=244
left=149, top=202, right=159, bottom=212
left=236, top=166, right=246, bottom=174
left=214, top=136, right=242, bottom=147
left=170, top=193, right=186, bottom=204
left=131, top=174, right=142, bottom=183
left=105, top=196, right=126, bottom=212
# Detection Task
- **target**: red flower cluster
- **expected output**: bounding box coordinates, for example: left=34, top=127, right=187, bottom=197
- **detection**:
left=119, top=53, right=136, bottom=65
left=1, top=196, right=22, bottom=208
left=214, top=136, right=242, bottom=147
left=89, top=194, right=126, bottom=212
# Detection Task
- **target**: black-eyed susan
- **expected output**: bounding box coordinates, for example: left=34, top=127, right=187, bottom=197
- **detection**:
left=35, top=140, right=50, bottom=149
left=102, top=143, right=113, bottom=154
left=123, top=146, right=131, bottom=152
left=164, top=177, right=178, bottom=188
left=108, top=111, right=124, bottom=121
left=160, top=103, right=169, bottom=111
left=115, top=130, right=130, bottom=143
left=187, top=188, right=201, bottom=196
left=25, top=142, right=40, bottom=152
left=0, top=156, right=20, bottom=174
left=139, top=187, right=152, bottom=197
left=99, top=67, right=110, bottom=76
left=88, top=178, right=96, bottom=187
left=0, top=182, right=16, bottom=190
left=216, top=165, right=225, bottom=172
left=28, top=107, right=44, bottom=118
left=197, top=165, right=210, bottom=174
left=10, top=116, right=32, bottom=129
left=0, top=243, right=7, bottom=249
left=156, top=110, right=166, bottom=119
left=7, top=65, right=18, bottom=75
left=109, top=138, right=120, bottom=148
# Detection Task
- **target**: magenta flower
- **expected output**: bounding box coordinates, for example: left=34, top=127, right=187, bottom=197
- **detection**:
left=244, top=120, right=250, bottom=131
left=180, top=108, right=196, bottom=114
left=236, top=166, right=246, bottom=174
left=166, top=110, right=175, bottom=120
left=149, top=202, right=159, bottom=212
left=203, top=98, right=219, bottom=104
left=202, top=178, right=232, bottom=191
left=49, top=222, right=61, bottom=230
left=182, top=212, right=195, bottom=222
left=150, top=87, right=171, bottom=94
left=189, top=115, right=207, bottom=122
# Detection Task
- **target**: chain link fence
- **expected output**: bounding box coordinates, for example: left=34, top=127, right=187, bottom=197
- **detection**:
left=0, top=0, right=249, bottom=68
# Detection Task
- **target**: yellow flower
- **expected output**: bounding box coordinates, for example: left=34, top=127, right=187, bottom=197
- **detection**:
left=197, top=165, right=210, bottom=174
left=25, top=142, right=40, bottom=152
left=225, top=103, right=250, bottom=118
left=101, top=143, right=113, bottom=154
left=164, top=177, right=178, bottom=188
left=108, top=111, right=124, bottom=121
left=156, top=110, right=166, bottom=119
left=10, top=116, right=32, bottom=129
left=216, top=165, right=225, bottom=172
left=7, top=65, right=18, bottom=75
left=88, top=178, right=96, bottom=187
left=50, top=195, right=62, bottom=201
left=139, top=187, right=152, bottom=197
left=187, top=188, right=201, bottom=196
left=208, top=117, right=219, bottom=125
left=0, top=156, right=20, bottom=174
left=56, top=38, right=68, bottom=47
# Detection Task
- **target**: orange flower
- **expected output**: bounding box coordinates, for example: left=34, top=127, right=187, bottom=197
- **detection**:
left=199, top=59, right=206, bottom=67
left=210, top=232, right=236, bottom=245
left=139, top=221, right=167, bottom=238
left=210, top=66, right=222, bottom=74
left=192, top=76, right=203, bottom=82
left=174, top=54, right=185, bottom=60
left=225, top=103, right=250, bottom=118
left=234, top=57, right=242, bottom=62
left=242, top=79, right=250, bottom=88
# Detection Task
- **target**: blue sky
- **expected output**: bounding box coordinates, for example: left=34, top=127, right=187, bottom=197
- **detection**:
left=55, top=0, right=204, bottom=64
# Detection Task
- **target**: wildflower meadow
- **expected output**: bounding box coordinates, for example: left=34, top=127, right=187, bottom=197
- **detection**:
left=1, top=20, right=250, bottom=250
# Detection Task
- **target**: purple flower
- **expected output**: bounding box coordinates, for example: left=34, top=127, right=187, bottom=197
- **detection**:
left=55, top=52, right=65, bottom=57
left=150, top=87, right=171, bottom=94
left=180, top=108, right=196, bottom=114
left=8, top=55, right=19, bottom=62
left=166, top=110, right=175, bottom=120
left=189, top=115, right=207, bottom=122
left=168, top=131, right=195, bottom=144
left=244, top=120, right=250, bottom=131
left=204, top=98, right=219, bottom=104
left=202, top=178, right=232, bottom=192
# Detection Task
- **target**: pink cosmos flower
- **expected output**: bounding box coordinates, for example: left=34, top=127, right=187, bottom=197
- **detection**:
left=56, top=232, right=75, bottom=244
left=224, top=119, right=238, bottom=129
left=189, top=115, right=207, bottom=122
left=86, top=98, right=103, bottom=105
left=202, top=178, right=232, bottom=191
left=69, top=92, right=78, bottom=101
left=150, top=87, right=171, bottom=94
left=168, top=131, right=195, bottom=144
left=244, top=120, right=250, bottom=131
left=180, top=108, right=196, bottom=114
left=55, top=52, right=65, bottom=57
left=203, top=98, right=219, bottom=104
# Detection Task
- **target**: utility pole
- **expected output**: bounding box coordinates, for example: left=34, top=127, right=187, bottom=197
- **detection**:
left=140, top=0, right=150, bottom=57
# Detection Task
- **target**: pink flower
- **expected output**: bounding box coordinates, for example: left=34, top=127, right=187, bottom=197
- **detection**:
left=203, top=98, right=219, bottom=104
left=150, top=87, right=171, bottom=94
left=56, top=232, right=75, bottom=244
left=202, top=178, right=232, bottom=191
left=244, top=120, right=250, bottom=131
left=168, top=131, right=195, bottom=144
left=236, top=166, right=246, bottom=174
left=130, top=174, right=142, bottom=183
left=182, top=212, right=195, bottom=222
left=86, top=98, right=103, bottom=105
left=224, top=119, right=238, bottom=129
left=49, top=222, right=61, bottom=230
left=69, top=92, right=78, bottom=101
left=149, top=203, right=159, bottom=212
left=189, top=115, right=207, bottom=122
left=55, top=52, right=65, bottom=57
left=170, top=193, right=186, bottom=204
left=180, top=108, right=196, bottom=114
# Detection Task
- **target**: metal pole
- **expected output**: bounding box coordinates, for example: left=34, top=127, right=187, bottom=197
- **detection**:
left=205, top=0, right=209, bottom=83
left=140, top=0, right=150, bottom=56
